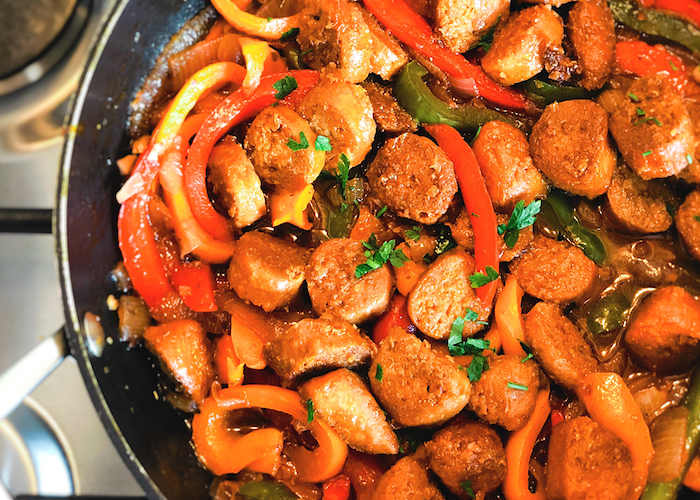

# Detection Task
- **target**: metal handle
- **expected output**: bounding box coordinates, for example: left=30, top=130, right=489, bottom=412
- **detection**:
left=0, top=209, right=53, bottom=233
left=0, top=329, right=68, bottom=422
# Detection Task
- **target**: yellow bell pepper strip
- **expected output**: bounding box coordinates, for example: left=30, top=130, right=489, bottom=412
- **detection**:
left=210, top=0, right=307, bottom=40
left=575, top=372, right=654, bottom=500
left=192, top=396, right=283, bottom=476
left=240, top=37, right=274, bottom=91
left=213, top=384, right=349, bottom=483
left=503, top=387, right=551, bottom=500
left=424, top=124, right=499, bottom=306
left=270, top=184, right=315, bottom=230
left=495, top=275, right=526, bottom=358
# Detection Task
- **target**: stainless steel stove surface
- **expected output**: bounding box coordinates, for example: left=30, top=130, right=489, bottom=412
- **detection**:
left=0, top=0, right=144, bottom=496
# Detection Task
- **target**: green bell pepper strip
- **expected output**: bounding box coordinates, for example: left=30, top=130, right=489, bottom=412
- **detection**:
left=237, top=481, right=299, bottom=499
left=586, top=292, right=632, bottom=336
left=540, top=190, right=607, bottom=264
left=523, top=79, right=597, bottom=106
left=394, top=61, right=518, bottom=133
left=609, top=0, right=700, bottom=54
left=641, top=367, right=700, bottom=500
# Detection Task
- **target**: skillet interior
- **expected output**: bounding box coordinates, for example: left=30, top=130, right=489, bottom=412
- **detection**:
left=57, top=1, right=214, bottom=499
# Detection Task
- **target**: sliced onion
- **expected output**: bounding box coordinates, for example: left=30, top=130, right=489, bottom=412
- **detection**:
left=596, top=88, right=626, bottom=114
left=116, top=154, right=138, bottom=176
left=131, top=134, right=150, bottom=154
left=648, top=406, right=689, bottom=483
left=634, top=385, right=669, bottom=423
left=448, top=75, right=479, bottom=99
left=115, top=172, right=145, bottom=204
left=168, top=38, right=225, bottom=91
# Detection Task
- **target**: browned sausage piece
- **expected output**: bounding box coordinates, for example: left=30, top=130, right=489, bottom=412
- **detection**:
left=143, top=319, right=213, bottom=406
left=523, top=301, right=599, bottom=391
left=605, top=164, right=675, bottom=234
left=264, top=316, right=377, bottom=386
left=306, top=238, right=393, bottom=324
left=366, top=133, right=458, bottom=225
left=434, top=0, right=509, bottom=54
left=676, top=189, right=700, bottom=262
left=546, top=417, right=634, bottom=500
left=371, top=456, right=445, bottom=500
left=208, top=137, right=266, bottom=228
left=610, top=75, right=696, bottom=180
left=509, top=235, right=597, bottom=304
left=468, top=354, right=542, bottom=431
left=519, top=0, right=574, bottom=6
left=678, top=97, right=700, bottom=183
left=567, top=0, right=616, bottom=90
left=369, top=328, right=471, bottom=427
left=530, top=100, right=616, bottom=198
left=624, top=286, right=700, bottom=374
left=425, top=419, right=507, bottom=497
left=360, top=81, right=417, bottom=135
left=472, top=121, right=548, bottom=211
left=294, top=0, right=372, bottom=83
left=298, top=79, right=376, bottom=171
left=408, top=250, right=491, bottom=340
left=227, top=232, right=309, bottom=312
left=448, top=210, right=534, bottom=262
left=353, top=4, right=409, bottom=80
left=482, top=6, right=564, bottom=86
left=244, top=105, right=325, bottom=192
left=298, top=369, right=399, bottom=455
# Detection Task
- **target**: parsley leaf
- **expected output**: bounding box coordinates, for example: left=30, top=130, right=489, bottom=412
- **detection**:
left=279, top=27, right=300, bottom=41
left=355, top=236, right=409, bottom=278
left=448, top=310, right=491, bottom=382
left=435, top=226, right=457, bottom=256
left=467, top=355, right=489, bottom=383
left=469, top=265, right=500, bottom=288
left=375, top=364, right=384, bottom=382
left=376, top=205, right=388, bottom=218
left=461, top=480, right=476, bottom=499
left=306, top=399, right=315, bottom=423
left=694, top=215, right=700, bottom=222
left=642, top=150, right=653, bottom=157
left=666, top=203, right=677, bottom=217
left=315, top=135, right=332, bottom=152
left=336, top=153, right=350, bottom=199
left=628, top=92, right=639, bottom=102
left=507, top=382, right=529, bottom=391
left=469, top=16, right=499, bottom=53
left=389, top=248, right=410, bottom=267
left=406, top=226, right=421, bottom=241
left=287, top=131, right=309, bottom=151
left=497, top=200, right=541, bottom=248
left=273, top=76, right=297, bottom=99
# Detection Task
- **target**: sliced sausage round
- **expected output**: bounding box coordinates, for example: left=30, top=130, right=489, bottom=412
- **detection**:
left=244, top=104, right=325, bottom=192
left=366, top=133, right=458, bottom=225
left=298, top=79, right=376, bottom=171
left=530, top=100, right=616, bottom=198
left=482, top=6, right=564, bottom=86
left=676, top=189, right=700, bottom=261
left=306, top=238, right=394, bottom=324
left=434, top=0, right=509, bottom=54
left=468, top=354, right=542, bottom=431
left=523, top=301, right=599, bottom=391
left=425, top=419, right=507, bottom=497
left=472, top=120, right=548, bottom=211
left=371, top=456, right=445, bottom=500
left=509, top=235, right=598, bottom=304
left=610, top=75, right=695, bottom=180
left=624, top=286, right=700, bottom=374
left=605, top=164, right=675, bottom=234
left=369, top=328, right=471, bottom=427
left=567, top=0, right=616, bottom=90
left=546, top=417, right=634, bottom=500
left=408, top=250, right=491, bottom=340
left=448, top=210, right=533, bottom=262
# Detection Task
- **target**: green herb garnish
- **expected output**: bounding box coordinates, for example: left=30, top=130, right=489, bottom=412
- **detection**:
left=642, top=150, right=653, bottom=157
left=376, top=205, right=388, bottom=218
left=461, top=480, right=476, bottom=499
left=355, top=234, right=409, bottom=278
left=469, top=17, right=499, bottom=53
left=273, top=75, right=297, bottom=99
left=469, top=266, right=500, bottom=288
left=375, top=364, right=384, bottom=382
left=470, top=125, right=482, bottom=146
left=628, top=92, right=639, bottom=102
left=315, top=135, right=332, bottom=152
left=335, top=153, right=350, bottom=199
left=287, top=131, right=309, bottom=151
left=687, top=154, right=694, bottom=165
left=406, top=226, right=421, bottom=241
left=306, top=399, right=315, bottom=423
left=497, top=200, right=541, bottom=248
left=448, top=311, right=490, bottom=382
left=670, top=59, right=679, bottom=71
left=434, top=226, right=457, bottom=256
left=507, top=382, right=529, bottom=391
left=279, top=27, right=300, bottom=41
left=636, top=107, right=646, bottom=116
left=694, top=215, right=700, bottom=222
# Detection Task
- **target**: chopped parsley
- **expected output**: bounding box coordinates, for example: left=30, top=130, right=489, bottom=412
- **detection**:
left=355, top=234, right=409, bottom=278
left=306, top=399, right=315, bottom=423
left=469, top=16, right=499, bottom=53
left=507, top=382, right=529, bottom=391
left=448, top=311, right=491, bottom=383
left=470, top=125, right=482, bottom=145
left=666, top=203, right=677, bottom=217
left=628, top=92, right=639, bottom=102
left=300, top=48, right=313, bottom=57
left=434, top=226, right=457, bottom=256
left=266, top=16, right=272, bottom=22
left=469, top=265, right=500, bottom=288
left=636, top=107, right=646, bottom=116
left=273, top=75, right=297, bottom=99
left=642, top=150, right=653, bottom=157
left=279, top=27, right=300, bottom=41
left=471, top=212, right=481, bottom=218
left=376, top=205, right=388, bottom=218
left=497, top=199, right=541, bottom=248
left=287, top=131, right=309, bottom=151
left=461, top=480, right=476, bottom=499
left=670, top=59, right=679, bottom=71
left=635, top=116, right=663, bottom=127
left=519, top=341, right=534, bottom=363
left=315, top=135, right=332, bottom=152
left=375, top=364, right=384, bottom=382
left=406, top=226, right=421, bottom=241
left=688, top=154, right=694, bottom=165
left=467, top=355, right=489, bottom=384
left=694, top=215, right=700, bottom=222
left=522, top=353, right=534, bottom=363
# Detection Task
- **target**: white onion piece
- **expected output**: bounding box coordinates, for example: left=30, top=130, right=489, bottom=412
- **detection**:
left=115, top=172, right=145, bottom=204
left=634, top=385, right=669, bottom=423
left=448, top=75, right=479, bottom=99
left=596, top=88, right=626, bottom=114
left=648, top=406, right=689, bottom=484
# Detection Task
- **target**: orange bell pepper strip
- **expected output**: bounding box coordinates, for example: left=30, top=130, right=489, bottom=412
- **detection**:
left=192, top=396, right=283, bottom=476
left=425, top=124, right=499, bottom=306
left=240, top=37, right=274, bottom=90
left=484, top=327, right=502, bottom=355
left=503, top=386, right=551, bottom=500
left=575, top=372, right=654, bottom=500
left=372, top=293, right=415, bottom=344
left=269, top=184, right=315, bottom=230
left=214, top=334, right=244, bottom=386
left=213, top=384, right=349, bottom=483
left=683, top=452, right=700, bottom=492
left=495, top=275, right=526, bottom=357
left=210, top=0, right=307, bottom=40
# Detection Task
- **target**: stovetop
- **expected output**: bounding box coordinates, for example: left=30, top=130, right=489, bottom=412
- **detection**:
left=0, top=0, right=144, bottom=496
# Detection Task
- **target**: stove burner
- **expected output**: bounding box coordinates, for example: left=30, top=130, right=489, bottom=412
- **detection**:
left=0, top=0, right=91, bottom=96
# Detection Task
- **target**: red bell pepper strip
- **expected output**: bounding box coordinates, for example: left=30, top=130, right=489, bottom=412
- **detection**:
left=372, top=293, right=414, bottom=344
left=652, top=0, right=700, bottom=27
left=361, top=0, right=527, bottom=111
left=425, top=124, right=499, bottom=306
left=322, top=475, right=351, bottom=500
left=185, top=70, right=320, bottom=240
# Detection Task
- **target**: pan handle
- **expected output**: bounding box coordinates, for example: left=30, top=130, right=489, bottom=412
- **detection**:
left=0, top=328, right=68, bottom=422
